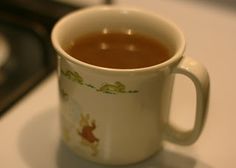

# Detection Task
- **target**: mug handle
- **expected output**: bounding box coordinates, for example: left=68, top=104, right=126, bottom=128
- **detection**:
left=165, top=56, right=210, bottom=145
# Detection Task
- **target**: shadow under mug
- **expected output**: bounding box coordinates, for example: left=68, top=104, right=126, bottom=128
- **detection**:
left=51, top=6, right=210, bottom=165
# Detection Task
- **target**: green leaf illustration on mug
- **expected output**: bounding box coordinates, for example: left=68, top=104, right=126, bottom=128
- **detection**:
left=61, top=69, right=84, bottom=85
left=97, top=81, right=138, bottom=94
left=61, top=69, right=139, bottom=94
left=96, top=81, right=125, bottom=94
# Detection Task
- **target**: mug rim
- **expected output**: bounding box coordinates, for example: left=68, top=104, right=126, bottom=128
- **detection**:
left=51, top=6, right=186, bottom=74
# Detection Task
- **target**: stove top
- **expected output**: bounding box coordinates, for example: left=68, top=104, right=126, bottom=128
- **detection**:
left=0, top=0, right=83, bottom=116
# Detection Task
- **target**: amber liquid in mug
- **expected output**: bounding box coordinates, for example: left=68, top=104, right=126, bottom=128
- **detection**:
left=66, top=31, right=170, bottom=69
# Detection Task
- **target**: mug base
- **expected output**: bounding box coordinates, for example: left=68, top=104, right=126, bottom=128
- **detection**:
left=61, top=137, right=163, bottom=166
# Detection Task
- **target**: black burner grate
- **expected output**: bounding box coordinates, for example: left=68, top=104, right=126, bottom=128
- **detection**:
left=0, top=0, right=79, bottom=116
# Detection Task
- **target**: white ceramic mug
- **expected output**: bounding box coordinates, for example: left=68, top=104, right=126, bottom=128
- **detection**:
left=51, top=6, right=210, bottom=165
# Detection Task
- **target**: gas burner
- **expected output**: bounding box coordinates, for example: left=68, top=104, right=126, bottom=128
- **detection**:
left=0, top=0, right=78, bottom=116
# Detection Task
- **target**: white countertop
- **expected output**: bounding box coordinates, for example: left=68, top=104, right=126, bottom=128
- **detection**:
left=1, top=0, right=236, bottom=167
